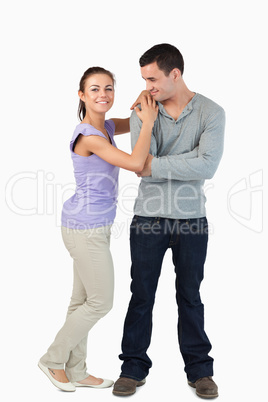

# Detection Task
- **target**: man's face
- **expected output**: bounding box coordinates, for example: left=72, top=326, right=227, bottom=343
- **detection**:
left=140, top=62, right=176, bottom=103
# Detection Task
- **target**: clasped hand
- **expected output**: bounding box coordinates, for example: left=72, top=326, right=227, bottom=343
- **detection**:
left=131, top=90, right=156, bottom=177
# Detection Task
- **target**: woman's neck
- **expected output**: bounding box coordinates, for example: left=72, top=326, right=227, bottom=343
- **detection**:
left=82, top=111, right=106, bottom=132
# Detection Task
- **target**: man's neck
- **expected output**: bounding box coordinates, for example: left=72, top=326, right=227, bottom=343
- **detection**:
left=162, top=82, right=195, bottom=120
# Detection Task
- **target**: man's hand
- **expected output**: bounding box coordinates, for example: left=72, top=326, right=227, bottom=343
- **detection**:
left=136, top=154, right=154, bottom=177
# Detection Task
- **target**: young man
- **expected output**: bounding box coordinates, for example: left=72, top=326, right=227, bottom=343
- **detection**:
left=113, top=44, right=225, bottom=399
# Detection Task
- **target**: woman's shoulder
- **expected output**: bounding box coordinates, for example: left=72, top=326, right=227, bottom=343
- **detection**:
left=74, top=123, right=98, bottom=136
left=105, top=119, right=115, bottom=135
left=70, top=124, right=98, bottom=149
left=73, top=120, right=115, bottom=137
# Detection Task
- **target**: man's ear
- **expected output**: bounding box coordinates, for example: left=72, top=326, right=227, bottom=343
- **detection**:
left=171, top=68, right=181, bottom=82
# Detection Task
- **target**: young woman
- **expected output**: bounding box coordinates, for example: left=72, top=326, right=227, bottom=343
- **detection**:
left=38, top=67, right=158, bottom=392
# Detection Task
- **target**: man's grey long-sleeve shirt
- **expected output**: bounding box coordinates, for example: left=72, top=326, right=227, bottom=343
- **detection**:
left=130, top=93, right=225, bottom=219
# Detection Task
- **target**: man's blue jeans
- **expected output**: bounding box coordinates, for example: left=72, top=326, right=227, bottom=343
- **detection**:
left=119, top=216, right=214, bottom=383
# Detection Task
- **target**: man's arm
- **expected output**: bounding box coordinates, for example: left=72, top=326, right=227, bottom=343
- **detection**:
left=130, top=109, right=200, bottom=176
left=137, top=148, right=199, bottom=177
left=149, top=108, right=225, bottom=180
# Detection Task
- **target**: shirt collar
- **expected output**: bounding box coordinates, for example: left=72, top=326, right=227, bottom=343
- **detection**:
left=158, top=93, right=197, bottom=122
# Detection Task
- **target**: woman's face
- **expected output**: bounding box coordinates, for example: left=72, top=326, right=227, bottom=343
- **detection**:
left=79, top=73, right=115, bottom=115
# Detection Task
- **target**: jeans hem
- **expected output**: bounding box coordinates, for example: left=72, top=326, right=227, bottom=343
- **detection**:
left=120, top=373, right=146, bottom=382
left=187, top=369, right=214, bottom=383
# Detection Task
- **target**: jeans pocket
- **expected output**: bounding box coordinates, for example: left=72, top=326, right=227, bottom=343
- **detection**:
left=134, top=215, right=157, bottom=226
left=189, top=217, right=209, bottom=235
left=130, top=216, right=161, bottom=247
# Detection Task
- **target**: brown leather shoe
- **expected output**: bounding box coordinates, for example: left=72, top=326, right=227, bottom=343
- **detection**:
left=113, top=377, right=146, bottom=396
left=188, top=376, right=218, bottom=399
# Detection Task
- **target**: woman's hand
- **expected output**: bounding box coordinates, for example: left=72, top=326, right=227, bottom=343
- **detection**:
left=130, top=90, right=151, bottom=110
left=134, top=95, right=158, bottom=126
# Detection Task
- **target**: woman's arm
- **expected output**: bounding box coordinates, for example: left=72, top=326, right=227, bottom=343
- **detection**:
left=81, top=95, right=158, bottom=172
left=111, top=118, right=130, bottom=135
left=111, top=90, right=151, bottom=135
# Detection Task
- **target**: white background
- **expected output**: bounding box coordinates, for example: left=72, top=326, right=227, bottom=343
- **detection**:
left=1, top=1, right=267, bottom=401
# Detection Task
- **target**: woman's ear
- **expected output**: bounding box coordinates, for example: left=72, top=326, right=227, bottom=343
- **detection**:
left=78, top=90, right=85, bottom=102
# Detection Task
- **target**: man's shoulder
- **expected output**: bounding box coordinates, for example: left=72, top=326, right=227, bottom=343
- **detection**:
left=130, top=107, right=142, bottom=125
left=195, top=93, right=225, bottom=115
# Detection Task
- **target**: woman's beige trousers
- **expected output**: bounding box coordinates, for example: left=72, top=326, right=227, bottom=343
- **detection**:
left=40, top=225, right=114, bottom=382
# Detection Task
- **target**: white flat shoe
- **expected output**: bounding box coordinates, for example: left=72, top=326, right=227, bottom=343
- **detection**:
left=73, top=378, right=114, bottom=388
left=38, top=361, right=76, bottom=392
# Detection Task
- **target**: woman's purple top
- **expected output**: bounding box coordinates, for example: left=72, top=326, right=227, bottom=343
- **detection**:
left=61, top=120, right=119, bottom=229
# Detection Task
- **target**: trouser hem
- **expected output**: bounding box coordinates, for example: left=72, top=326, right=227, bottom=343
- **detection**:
left=39, top=359, right=64, bottom=370
left=187, top=369, right=214, bottom=383
left=67, top=372, right=90, bottom=383
left=120, top=373, right=146, bottom=382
